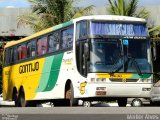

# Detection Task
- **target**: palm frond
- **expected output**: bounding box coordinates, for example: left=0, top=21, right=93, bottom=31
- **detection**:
left=118, top=0, right=124, bottom=15
left=19, top=0, right=94, bottom=32
left=17, top=12, right=38, bottom=28
left=126, top=0, right=138, bottom=16
left=108, top=0, right=119, bottom=15
left=72, top=5, right=95, bottom=19
left=135, top=7, right=150, bottom=19
left=149, top=26, right=160, bottom=33
left=107, top=0, right=150, bottom=19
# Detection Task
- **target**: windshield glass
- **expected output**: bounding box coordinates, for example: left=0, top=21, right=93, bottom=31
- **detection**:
left=123, top=39, right=151, bottom=73
left=89, top=39, right=152, bottom=73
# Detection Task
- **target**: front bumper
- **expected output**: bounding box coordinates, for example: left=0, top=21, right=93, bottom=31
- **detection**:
left=83, top=83, right=152, bottom=98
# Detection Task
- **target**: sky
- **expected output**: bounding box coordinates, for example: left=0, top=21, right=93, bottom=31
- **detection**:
left=79, top=0, right=160, bottom=7
left=0, top=0, right=30, bottom=8
left=0, top=0, right=160, bottom=8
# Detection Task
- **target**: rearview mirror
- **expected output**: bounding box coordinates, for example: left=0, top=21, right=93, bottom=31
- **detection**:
left=153, top=42, right=157, bottom=61
left=84, top=42, right=89, bottom=59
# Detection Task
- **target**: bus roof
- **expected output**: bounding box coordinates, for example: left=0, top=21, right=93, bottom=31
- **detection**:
left=72, top=15, right=146, bottom=23
left=5, top=15, right=146, bottom=48
left=5, top=20, right=73, bottom=48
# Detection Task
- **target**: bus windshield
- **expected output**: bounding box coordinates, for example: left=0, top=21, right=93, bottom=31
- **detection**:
left=89, top=39, right=152, bottom=73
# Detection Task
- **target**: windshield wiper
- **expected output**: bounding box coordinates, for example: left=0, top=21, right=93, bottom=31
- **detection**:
left=109, top=55, right=123, bottom=74
left=129, top=57, right=142, bottom=75
left=110, top=56, right=142, bottom=76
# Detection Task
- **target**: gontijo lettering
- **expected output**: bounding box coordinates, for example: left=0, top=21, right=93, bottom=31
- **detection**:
left=19, top=62, right=39, bottom=74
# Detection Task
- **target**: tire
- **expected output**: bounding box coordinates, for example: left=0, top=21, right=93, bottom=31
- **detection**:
left=117, top=98, right=127, bottom=107
left=12, top=92, right=18, bottom=107
left=65, top=82, right=78, bottom=107
left=15, top=99, right=19, bottom=107
left=83, top=101, right=91, bottom=107
left=49, top=102, right=54, bottom=107
left=18, top=89, right=27, bottom=107
left=131, top=99, right=143, bottom=107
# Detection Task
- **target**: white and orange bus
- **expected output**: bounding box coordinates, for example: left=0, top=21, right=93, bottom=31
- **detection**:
left=3, top=15, right=153, bottom=107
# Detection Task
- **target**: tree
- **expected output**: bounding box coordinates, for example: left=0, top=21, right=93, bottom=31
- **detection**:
left=149, top=26, right=160, bottom=37
left=0, top=42, right=5, bottom=94
left=107, top=0, right=160, bottom=37
left=18, top=0, right=94, bottom=32
left=107, top=0, right=149, bottom=19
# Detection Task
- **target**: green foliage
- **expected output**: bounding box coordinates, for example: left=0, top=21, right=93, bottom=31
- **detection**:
left=0, top=63, right=1, bottom=93
left=107, top=0, right=149, bottom=19
left=72, top=5, right=95, bottom=19
left=18, top=0, right=94, bottom=32
left=107, top=0, right=160, bottom=36
left=0, top=49, right=3, bottom=94
left=149, top=25, right=160, bottom=36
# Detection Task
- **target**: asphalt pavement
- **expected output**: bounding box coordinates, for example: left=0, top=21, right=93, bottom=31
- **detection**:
left=1, top=107, right=160, bottom=120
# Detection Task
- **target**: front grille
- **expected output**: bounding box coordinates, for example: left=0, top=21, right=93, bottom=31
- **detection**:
left=109, top=78, right=122, bottom=82
left=126, top=79, right=139, bottom=82
left=109, top=78, right=139, bottom=82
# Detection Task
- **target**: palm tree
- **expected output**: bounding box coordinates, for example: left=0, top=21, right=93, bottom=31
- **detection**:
left=107, top=0, right=160, bottom=37
left=107, top=0, right=149, bottom=19
left=0, top=43, right=4, bottom=94
left=149, top=26, right=160, bottom=36
left=72, top=6, right=95, bottom=19
left=18, top=0, right=94, bottom=32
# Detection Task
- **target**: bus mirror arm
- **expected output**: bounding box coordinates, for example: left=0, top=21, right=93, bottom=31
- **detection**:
left=153, top=42, right=157, bottom=61
left=84, top=42, right=89, bottom=60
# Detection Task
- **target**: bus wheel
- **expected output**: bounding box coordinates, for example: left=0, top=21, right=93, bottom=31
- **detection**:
left=65, top=83, right=78, bottom=107
left=117, top=98, right=127, bottom=107
left=83, top=101, right=91, bottom=107
left=18, top=89, right=27, bottom=107
left=12, top=91, right=18, bottom=107
left=131, top=99, right=143, bottom=107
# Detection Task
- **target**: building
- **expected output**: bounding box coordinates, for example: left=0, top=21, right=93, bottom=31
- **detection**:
left=0, top=7, right=33, bottom=46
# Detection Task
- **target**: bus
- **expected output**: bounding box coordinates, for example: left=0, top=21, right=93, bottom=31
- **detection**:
left=2, top=15, right=153, bottom=107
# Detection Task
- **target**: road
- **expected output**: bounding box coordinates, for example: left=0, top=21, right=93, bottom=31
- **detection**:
left=1, top=107, right=160, bottom=120
left=0, top=99, right=159, bottom=120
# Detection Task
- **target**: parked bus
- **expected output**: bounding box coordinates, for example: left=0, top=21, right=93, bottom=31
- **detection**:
left=2, top=15, right=153, bottom=107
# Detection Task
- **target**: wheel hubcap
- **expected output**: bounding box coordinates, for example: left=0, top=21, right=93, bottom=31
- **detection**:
left=83, top=101, right=91, bottom=107
left=133, top=100, right=141, bottom=107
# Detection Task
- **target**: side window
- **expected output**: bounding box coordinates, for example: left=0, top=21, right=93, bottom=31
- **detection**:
left=48, top=32, right=60, bottom=53
left=10, top=48, right=14, bottom=63
left=10, top=47, right=17, bottom=63
left=4, top=49, right=9, bottom=65
left=37, top=36, right=47, bottom=56
left=27, top=40, right=36, bottom=58
left=18, top=44, right=27, bottom=60
left=13, top=47, right=17, bottom=62
left=61, top=26, right=73, bottom=49
left=18, top=46, right=22, bottom=60
left=76, top=21, right=87, bottom=40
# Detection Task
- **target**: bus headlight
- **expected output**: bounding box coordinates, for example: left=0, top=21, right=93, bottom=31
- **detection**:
left=90, top=78, right=106, bottom=82
left=96, top=78, right=106, bottom=82
left=91, top=78, right=95, bottom=82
